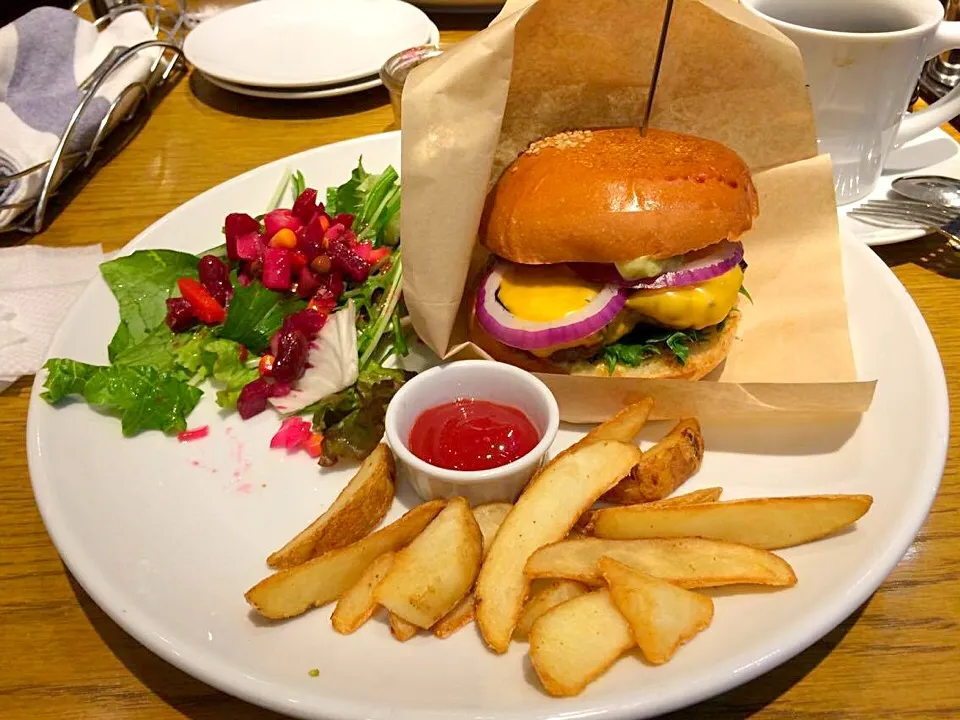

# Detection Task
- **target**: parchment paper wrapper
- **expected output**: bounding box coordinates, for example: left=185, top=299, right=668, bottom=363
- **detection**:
left=400, top=0, right=876, bottom=422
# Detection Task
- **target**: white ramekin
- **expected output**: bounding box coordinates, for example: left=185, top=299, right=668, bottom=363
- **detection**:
left=384, top=360, right=560, bottom=505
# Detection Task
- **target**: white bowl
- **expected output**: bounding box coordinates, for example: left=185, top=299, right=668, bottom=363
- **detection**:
left=384, top=360, right=560, bottom=505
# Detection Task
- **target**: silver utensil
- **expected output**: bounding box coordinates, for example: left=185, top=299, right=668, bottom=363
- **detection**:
left=848, top=198, right=960, bottom=250
left=890, top=174, right=960, bottom=208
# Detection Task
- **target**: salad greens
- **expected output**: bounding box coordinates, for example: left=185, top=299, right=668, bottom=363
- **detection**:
left=43, top=160, right=409, bottom=450
left=218, top=278, right=307, bottom=353
left=310, top=362, right=411, bottom=466
left=101, top=249, right=200, bottom=360
left=42, top=360, right=203, bottom=437
left=600, top=326, right=709, bottom=374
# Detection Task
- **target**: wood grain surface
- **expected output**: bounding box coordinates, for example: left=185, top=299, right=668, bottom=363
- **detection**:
left=2, top=15, right=959, bottom=720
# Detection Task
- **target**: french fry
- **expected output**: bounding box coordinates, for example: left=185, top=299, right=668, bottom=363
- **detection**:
left=374, top=497, right=483, bottom=628
left=591, top=495, right=874, bottom=549
left=646, top=487, right=723, bottom=508
left=600, top=557, right=713, bottom=664
left=245, top=500, right=445, bottom=620
left=268, top=444, right=395, bottom=569
left=433, top=594, right=476, bottom=639
left=331, top=552, right=394, bottom=634
left=525, top=537, right=797, bottom=589
left=603, top=419, right=704, bottom=504
left=528, top=589, right=634, bottom=697
left=515, top=579, right=589, bottom=638
left=475, top=440, right=643, bottom=653
left=389, top=612, right=418, bottom=641
left=432, top=502, right=512, bottom=639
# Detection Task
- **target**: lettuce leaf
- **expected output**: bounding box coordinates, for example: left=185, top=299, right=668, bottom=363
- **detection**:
left=600, top=327, right=709, bottom=374
left=100, top=249, right=200, bottom=360
left=310, top=363, right=410, bottom=466
left=218, top=279, right=306, bottom=353
left=202, top=338, right=259, bottom=408
left=41, top=359, right=203, bottom=436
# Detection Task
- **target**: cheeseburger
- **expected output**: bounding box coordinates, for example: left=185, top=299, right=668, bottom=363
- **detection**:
left=469, top=128, right=758, bottom=379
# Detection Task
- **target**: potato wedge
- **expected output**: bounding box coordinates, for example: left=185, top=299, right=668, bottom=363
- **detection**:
left=268, top=444, right=395, bottom=569
left=433, top=594, right=476, bottom=639
left=647, top=487, right=723, bottom=508
left=603, top=419, right=704, bottom=504
left=330, top=552, right=394, bottom=634
left=475, top=440, right=643, bottom=653
left=389, top=612, right=418, bottom=641
left=246, top=500, right=445, bottom=619
left=375, top=497, right=483, bottom=628
left=528, top=589, right=634, bottom=697
left=600, top=557, right=713, bottom=664
left=583, top=398, right=655, bottom=444
left=591, top=494, right=874, bottom=549
left=432, top=502, right=512, bottom=639
left=515, top=579, right=589, bottom=639
left=576, top=486, right=725, bottom=536
left=525, top=537, right=797, bottom=588
left=473, top=502, right=512, bottom=551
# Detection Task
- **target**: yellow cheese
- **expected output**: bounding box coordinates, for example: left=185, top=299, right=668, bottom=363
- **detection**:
left=625, top=265, right=743, bottom=330
left=497, top=264, right=602, bottom=322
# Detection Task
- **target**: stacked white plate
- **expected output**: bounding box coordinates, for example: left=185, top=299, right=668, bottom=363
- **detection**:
left=184, top=0, right=440, bottom=99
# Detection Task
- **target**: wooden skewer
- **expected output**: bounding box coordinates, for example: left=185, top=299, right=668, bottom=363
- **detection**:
left=641, top=0, right=676, bottom=136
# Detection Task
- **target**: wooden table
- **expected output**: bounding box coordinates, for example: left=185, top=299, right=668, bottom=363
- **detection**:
left=2, top=16, right=959, bottom=720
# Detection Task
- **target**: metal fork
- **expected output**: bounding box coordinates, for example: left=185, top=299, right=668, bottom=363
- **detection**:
left=848, top=199, right=960, bottom=250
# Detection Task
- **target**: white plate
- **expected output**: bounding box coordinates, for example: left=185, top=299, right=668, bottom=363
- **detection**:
left=184, top=0, right=436, bottom=89
left=198, top=23, right=438, bottom=100
left=840, top=127, right=960, bottom=246
left=27, top=131, right=949, bottom=720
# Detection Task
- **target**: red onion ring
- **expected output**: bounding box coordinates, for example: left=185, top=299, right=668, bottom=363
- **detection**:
left=475, top=262, right=627, bottom=351
left=570, top=240, right=744, bottom=290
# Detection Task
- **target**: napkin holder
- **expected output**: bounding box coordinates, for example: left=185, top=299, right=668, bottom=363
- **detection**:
left=0, top=0, right=188, bottom=235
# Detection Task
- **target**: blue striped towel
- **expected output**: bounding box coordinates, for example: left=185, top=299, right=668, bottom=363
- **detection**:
left=0, top=7, right=156, bottom=230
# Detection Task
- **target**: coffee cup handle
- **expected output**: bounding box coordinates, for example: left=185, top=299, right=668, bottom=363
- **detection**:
left=896, top=22, right=960, bottom=147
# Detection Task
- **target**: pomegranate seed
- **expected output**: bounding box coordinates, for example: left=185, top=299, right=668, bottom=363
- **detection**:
left=272, top=329, right=309, bottom=384
left=165, top=297, right=196, bottom=333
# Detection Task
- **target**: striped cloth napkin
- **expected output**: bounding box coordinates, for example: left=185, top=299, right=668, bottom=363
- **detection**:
left=0, top=7, right=156, bottom=230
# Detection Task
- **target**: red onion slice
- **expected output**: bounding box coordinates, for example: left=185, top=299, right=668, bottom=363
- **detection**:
left=475, top=262, right=627, bottom=351
left=570, top=240, right=744, bottom=290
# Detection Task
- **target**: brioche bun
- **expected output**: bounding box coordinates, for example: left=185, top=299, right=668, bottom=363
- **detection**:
left=479, top=128, right=758, bottom=265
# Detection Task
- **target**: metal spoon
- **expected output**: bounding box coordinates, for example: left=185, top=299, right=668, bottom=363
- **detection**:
left=891, top=175, right=960, bottom=208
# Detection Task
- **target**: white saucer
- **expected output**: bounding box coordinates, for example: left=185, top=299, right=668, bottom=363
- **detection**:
left=202, top=73, right=383, bottom=100
left=184, top=0, right=436, bottom=89
left=839, top=127, right=960, bottom=246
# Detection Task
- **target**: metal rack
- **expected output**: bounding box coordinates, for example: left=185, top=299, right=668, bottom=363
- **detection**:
left=0, top=1, right=188, bottom=235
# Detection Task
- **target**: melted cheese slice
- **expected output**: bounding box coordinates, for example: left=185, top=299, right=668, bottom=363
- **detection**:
left=625, top=265, right=743, bottom=330
left=497, top=264, right=602, bottom=322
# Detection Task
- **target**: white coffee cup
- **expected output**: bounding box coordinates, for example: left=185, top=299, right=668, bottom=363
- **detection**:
left=741, top=0, right=960, bottom=205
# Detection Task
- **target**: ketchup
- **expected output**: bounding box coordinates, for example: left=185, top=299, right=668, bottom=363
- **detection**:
left=408, top=398, right=540, bottom=471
